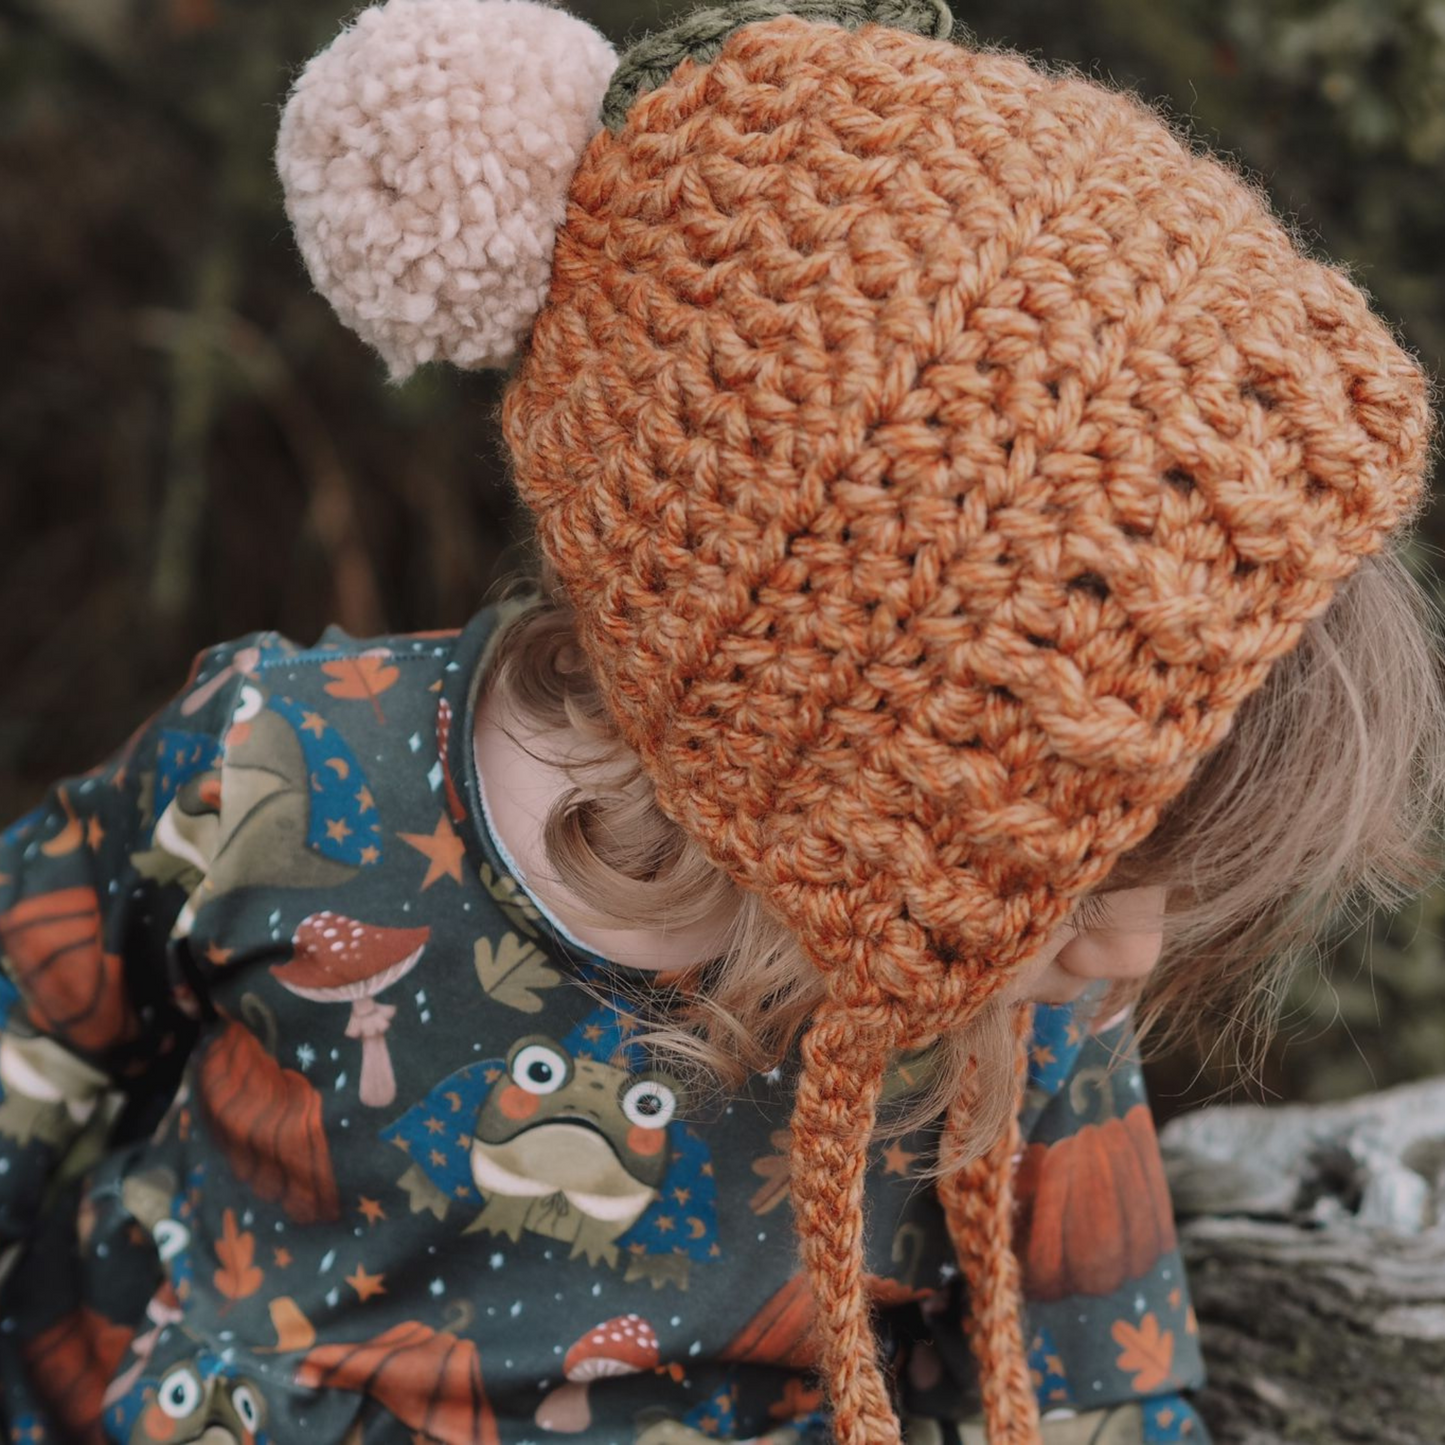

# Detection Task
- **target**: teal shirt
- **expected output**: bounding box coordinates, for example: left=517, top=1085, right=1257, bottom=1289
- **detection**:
left=0, top=605, right=1211, bottom=1443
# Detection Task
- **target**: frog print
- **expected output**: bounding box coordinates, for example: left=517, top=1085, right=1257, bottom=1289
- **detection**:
left=382, top=1005, right=721, bottom=1289
left=107, top=1352, right=269, bottom=1445
left=464, top=1032, right=682, bottom=1261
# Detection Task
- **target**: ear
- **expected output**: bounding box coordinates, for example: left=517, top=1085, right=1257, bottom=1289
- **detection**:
left=275, top=0, right=617, bottom=383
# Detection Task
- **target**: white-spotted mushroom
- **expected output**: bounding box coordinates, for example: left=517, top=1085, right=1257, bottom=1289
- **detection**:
left=534, top=1314, right=661, bottom=1432
left=271, top=912, right=429, bottom=1107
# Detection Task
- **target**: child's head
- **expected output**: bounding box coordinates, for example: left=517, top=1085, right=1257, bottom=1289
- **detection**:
left=479, top=537, right=1445, bottom=1142
left=277, top=3, right=1443, bottom=1439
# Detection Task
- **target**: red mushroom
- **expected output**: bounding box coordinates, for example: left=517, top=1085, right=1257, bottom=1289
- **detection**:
left=272, top=912, right=430, bottom=1107
left=534, top=1314, right=660, bottom=1433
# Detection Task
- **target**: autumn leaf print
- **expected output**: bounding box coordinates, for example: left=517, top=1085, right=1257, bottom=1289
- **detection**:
left=750, top=1129, right=792, bottom=1215
left=214, top=1209, right=264, bottom=1301
left=473, top=932, right=561, bottom=1013
left=321, top=651, right=400, bottom=724
left=1111, top=1312, right=1175, bottom=1393
left=476, top=861, right=545, bottom=938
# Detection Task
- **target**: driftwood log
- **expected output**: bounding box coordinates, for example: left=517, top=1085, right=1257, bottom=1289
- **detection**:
left=1158, top=1077, right=1445, bottom=1445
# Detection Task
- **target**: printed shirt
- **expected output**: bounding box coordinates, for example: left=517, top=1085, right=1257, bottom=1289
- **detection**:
left=0, top=603, right=1213, bottom=1445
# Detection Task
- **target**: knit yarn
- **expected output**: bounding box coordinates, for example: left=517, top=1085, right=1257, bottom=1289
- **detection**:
left=502, top=15, right=1432, bottom=1443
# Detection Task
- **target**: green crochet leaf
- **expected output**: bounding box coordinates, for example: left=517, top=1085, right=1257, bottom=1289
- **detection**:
left=601, top=0, right=958, bottom=133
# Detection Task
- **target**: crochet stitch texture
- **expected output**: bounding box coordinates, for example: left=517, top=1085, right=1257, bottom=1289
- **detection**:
left=502, top=16, right=1433, bottom=1442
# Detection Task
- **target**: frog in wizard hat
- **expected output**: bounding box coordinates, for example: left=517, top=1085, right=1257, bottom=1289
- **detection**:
left=383, top=1001, right=720, bottom=1288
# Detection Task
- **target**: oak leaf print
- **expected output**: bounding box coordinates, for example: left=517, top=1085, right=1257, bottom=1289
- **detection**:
left=322, top=651, right=400, bottom=724
left=474, top=932, right=561, bottom=1013
left=477, top=861, right=544, bottom=938
left=214, top=1208, right=264, bottom=1301
left=750, top=1130, right=792, bottom=1215
left=1111, top=1312, right=1175, bottom=1393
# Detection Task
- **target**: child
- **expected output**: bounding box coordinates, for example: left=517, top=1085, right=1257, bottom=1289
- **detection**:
left=2, top=2, right=1442, bottom=1443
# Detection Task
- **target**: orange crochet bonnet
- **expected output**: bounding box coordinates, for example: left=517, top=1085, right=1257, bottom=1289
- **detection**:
left=276, top=3, right=1434, bottom=1439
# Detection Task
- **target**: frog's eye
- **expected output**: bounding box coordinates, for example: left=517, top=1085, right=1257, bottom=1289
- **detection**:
left=232, top=1383, right=263, bottom=1432
left=511, top=1042, right=569, bottom=1095
left=231, top=685, right=264, bottom=724
left=622, top=1078, right=677, bottom=1130
left=153, top=1218, right=190, bottom=1263
left=157, top=1365, right=203, bottom=1419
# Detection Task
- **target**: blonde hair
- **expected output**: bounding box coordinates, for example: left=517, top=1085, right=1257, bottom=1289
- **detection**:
left=478, top=538, right=1445, bottom=1163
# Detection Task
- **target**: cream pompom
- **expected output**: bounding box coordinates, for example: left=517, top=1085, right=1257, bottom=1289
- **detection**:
left=276, top=0, right=617, bottom=381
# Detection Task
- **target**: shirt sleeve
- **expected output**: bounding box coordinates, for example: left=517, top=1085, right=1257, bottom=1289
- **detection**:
left=895, top=992, right=1216, bottom=1443
left=0, top=636, right=260, bottom=1246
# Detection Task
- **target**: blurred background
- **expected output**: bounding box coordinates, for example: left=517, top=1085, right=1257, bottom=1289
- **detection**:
left=2, top=0, right=1443, bottom=1123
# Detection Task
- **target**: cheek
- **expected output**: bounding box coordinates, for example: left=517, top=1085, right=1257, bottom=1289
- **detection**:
left=497, top=1085, right=540, bottom=1120
left=140, top=1402, right=177, bottom=1441
left=1058, top=929, right=1164, bottom=981
left=627, top=1124, right=667, bottom=1156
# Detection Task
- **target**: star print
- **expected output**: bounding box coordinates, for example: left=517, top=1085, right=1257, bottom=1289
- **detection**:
left=274, top=1247, right=293, bottom=1268
left=358, top=1197, right=386, bottom=1226
left=359, top=845, right=380, bottom=865
left=399, top=814, right=466, bottom=889
left=300, top=711, right=328, bottom=737
left=424, top=1116, right=446, bottom=1135
left=204, top=942, right=234, bottom=967
left=883, top=1142, right=918, bottom=1176
left=430, top=1149, right=448, bottom=1168
left=672, top=1187, right=691, bottom=1206
left=85, top=816, right=105, bottom=850
left=346, top=1264, right=386, bottom=1301
left=1030, top=1044, right=1056, bottom=1068
left=356, top=786, right=375, bottom=812
left=325, top=818, right=353, bottom=844
left=654, top=1215, right=675, bottom=1233
left=583, top=1024, right=604, bottom=1042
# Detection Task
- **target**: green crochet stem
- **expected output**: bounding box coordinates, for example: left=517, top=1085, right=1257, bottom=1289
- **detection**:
left=601, top=0, right=958, bottom=133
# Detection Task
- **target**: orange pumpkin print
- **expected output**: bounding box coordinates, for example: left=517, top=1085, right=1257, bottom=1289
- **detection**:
left=1012, top=1102, right=1178, bottom=1300
left=196, top=1018, right=340, bottom=1224
left=295, top=1321, right=499, bottom=1445
left=23, top=1306, right=135, bottom=1444
left=0, top=885, right=136, bottom=1052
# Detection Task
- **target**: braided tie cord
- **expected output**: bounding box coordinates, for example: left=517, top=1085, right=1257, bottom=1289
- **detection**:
left=937, top=1004, right=1042, bottom=1442
left=788, top=1008, right=904, bottom=1443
